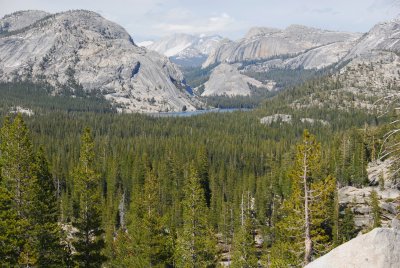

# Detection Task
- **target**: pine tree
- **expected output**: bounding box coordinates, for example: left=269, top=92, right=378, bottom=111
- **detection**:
left=114, top=167, right=174, bottom=267
left=0, top=183, right=21, bottom=266
left=72, top=128, right=106, bottom=267
left=196, top=146, right=211, bottom=207
left=0, top=114, right=37, bottom=265
left=175, top=164, right=217, bottom=267
left=370, top=190, right=381, bottom=228
left=379, top=171, right=385, bottom=191
left=270, top=130, right=336, bottom=267
left=142, top=168, right=174, bottom=266
left=231, top=193, right=258, bottom=268
left=340, top=207, right=356, bottom=243
left=332, top=187, right=340, bottom=247
left=32, top=147, right=65, bottom=267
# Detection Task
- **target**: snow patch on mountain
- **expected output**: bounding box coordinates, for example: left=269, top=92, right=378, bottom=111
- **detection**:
left=146, top=33, right=223, bottom=66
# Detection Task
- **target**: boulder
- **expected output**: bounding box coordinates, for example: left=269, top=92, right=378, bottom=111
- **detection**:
left=305, top=228, right=400, bottom=268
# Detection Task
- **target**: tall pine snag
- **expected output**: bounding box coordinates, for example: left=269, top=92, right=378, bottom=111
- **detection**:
left=175, top=164, right=217, bottom=267
left=72, top=128, right=106, bottom=267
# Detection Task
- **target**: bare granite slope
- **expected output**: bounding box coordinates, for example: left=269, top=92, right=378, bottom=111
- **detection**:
left=0, top=10, right=198, bottom=113
left=305, top=228, right=400, bottom=268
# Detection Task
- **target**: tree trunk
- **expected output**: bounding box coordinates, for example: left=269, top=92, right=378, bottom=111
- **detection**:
left=303, top=150, right=312, bottom=265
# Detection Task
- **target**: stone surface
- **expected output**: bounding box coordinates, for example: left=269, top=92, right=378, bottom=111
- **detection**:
left=305, top=228, right=400, bottom=268
left=203, top=25, right=360, bottom=68
left=344, top=18, right=400, bottom=60
left=338, top=184, right=400, bottom=229
left=260, top=114, right=292, bottom=125
left=201, top=63, right=269, bottom=96
left=0, top=10, right=49, bottom=32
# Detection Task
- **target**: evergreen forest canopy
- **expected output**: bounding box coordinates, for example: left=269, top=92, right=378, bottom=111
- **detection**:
left=0, top=78, right=393, bottom=267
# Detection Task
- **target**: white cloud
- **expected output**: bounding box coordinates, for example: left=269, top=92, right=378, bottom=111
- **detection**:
left=152, top=12, right=238, bottom=36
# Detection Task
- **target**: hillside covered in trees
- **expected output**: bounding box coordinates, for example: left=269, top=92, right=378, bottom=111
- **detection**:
left=0, top=75, right=392, bottom=266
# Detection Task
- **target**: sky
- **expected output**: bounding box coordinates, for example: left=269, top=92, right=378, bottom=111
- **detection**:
left=1, top=0, right=399, bottom=41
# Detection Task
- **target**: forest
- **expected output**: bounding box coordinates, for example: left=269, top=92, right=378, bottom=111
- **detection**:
left=0, top=79, right=391, bottom=267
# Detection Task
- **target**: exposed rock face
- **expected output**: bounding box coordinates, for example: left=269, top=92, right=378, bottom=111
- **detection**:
left=289, top=50, right=400, bottom=114
left=0, top=10, right=50, bottom=32
left=260, top=114, right=329, bottom=126
left=203, top=25, right=360, bottom=68
left=339, top=186, right=399, bottom=228
left=201, top=64, right=271, bottom=96
left=345, top=18, right=400, bottom=60
left=305, top=228, right=400, bottom=268
left=338, top=160, right=400, bottom=230
left=260, top=114, right=292, bottom=125
left=0, top=10, right=199, bottom=113
left=144, top=33, right=223, bottom=67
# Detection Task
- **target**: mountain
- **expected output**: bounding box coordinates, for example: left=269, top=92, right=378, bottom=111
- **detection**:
left=0, top=10, right=199, bottom=113
left=203, top=25, right=361, bottom=68
left=305, top=228, right=400, bottom=268
left=193, top=25, right=361, bottom=98
left=144, top=33, right=223, bottom=67
left=344, top=17, right=400, bottom=60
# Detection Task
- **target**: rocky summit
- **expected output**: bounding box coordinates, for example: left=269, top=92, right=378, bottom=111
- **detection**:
left=0, top=10, right=198, bottom=113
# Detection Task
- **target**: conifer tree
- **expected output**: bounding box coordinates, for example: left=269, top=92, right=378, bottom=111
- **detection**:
left=32, top=147, right=65, bottom=267
left=72, top=128, right=106, bottom=267
left=114, top=167, right=174, bottom=267
left=340, top=207, right=356, bottom=243
left=370, top=190, right=381, bottom=228
left=270, top=130, right=336, bottom=267
left=175, top=164, right=217, bottom=267
left=196, top=146, right=211, bottom=207
left=141, top=168, right=174, bottom=266
left=231, top=193, right=258, bottom=268
left=0, top=183, right=21, bottom=266
left=0, top=114, right=37, bottom=265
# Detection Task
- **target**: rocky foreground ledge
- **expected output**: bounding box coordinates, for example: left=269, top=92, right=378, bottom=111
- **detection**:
left=305, top=228, right=400, bottom=268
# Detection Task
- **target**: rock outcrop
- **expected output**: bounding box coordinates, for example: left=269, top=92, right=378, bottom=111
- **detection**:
left=344, top=17, right=400, bottom=60
left=203, top=25, right=360, bottom=68
left=201, top=64, right=272, bottom=96
left=338, top=160, right=400, bottom=230
left=0, top=10, right=199, bottom=113
left=305, top=228, right=400, bottom=268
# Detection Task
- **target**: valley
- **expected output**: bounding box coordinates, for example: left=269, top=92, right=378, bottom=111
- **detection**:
left=0, top=4, right=399, bottom=268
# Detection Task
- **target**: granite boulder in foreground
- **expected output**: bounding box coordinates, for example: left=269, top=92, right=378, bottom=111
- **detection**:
left=305, top=228, right=400, bottom=268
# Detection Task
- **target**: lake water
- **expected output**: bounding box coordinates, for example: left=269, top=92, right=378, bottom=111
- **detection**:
left=147, top=108, right=250, bottom=118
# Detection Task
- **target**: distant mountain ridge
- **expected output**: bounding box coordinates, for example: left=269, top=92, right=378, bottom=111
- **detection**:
left=0, top=10, right=199, bottom=113
left=203, top=25, right=361, bottom=67
left=198, top=18, right=400, bottom=98
left=142, top=33, right=223, bottom=67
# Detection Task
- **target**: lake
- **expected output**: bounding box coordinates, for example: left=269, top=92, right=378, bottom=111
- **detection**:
left=147, top=108, right=250, bottom=117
